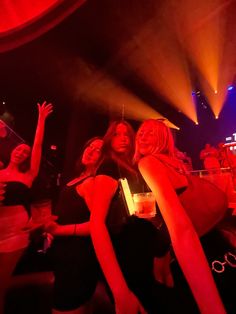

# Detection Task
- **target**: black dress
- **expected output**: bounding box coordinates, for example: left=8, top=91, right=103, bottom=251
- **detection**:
left=51, top=177, right=100, bottom=311
left=51, top=162, right=171, bottom=313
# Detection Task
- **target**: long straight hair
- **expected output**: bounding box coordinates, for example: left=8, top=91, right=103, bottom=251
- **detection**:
left=103, top=120, right=136, bottom=174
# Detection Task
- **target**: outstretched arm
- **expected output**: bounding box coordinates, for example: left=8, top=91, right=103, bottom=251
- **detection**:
left=89, top=175, right=146, bottom=314
left=44, top=221, right=90, bottom=236
left=139, top=155, right=225, bottom=314
left=30, top=101, right=53, bottom=178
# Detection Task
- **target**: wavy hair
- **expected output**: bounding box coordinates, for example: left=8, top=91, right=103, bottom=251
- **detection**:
left=134, top=119, right=175, bottom=163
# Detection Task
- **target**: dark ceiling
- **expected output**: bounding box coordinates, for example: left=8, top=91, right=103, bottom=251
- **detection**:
left=0, top=0, right=186, bottom=126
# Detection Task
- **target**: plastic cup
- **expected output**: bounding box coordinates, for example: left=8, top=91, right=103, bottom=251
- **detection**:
left=132, top=192, right=156, bottom=218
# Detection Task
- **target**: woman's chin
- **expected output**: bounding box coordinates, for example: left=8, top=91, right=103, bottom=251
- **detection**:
left=138, top=149, right=149, bottom=157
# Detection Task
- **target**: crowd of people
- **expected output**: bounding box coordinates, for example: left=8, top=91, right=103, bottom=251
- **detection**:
left=0, top=106, right=235, bottom=314
left=200, top=142, right=236, bottom=172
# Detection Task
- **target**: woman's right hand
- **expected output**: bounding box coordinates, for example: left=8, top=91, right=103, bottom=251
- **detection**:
left=115, top=289, right=147, bottom=314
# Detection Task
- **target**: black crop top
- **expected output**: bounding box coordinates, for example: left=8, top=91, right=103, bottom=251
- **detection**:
left=1, top=181, right=31, bottom=215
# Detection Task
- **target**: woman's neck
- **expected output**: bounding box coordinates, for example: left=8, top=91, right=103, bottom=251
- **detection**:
left=110, top=151, right=136, bottom=174
left=81, top=166, right=96, bottom=177
left=67, top=167, right=95, bottom=186
left=5, top=162, right=18, bottom=172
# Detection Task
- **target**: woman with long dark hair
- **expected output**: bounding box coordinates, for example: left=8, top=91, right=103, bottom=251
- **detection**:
left=88, top=120, right=170, bottom=314
left=46, top=137, right=105, bottom=314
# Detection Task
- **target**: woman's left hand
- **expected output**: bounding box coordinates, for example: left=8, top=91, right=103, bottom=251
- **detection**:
left=43, top=221, right=61, bottom=235
left=37, top=101, right=53, bottom=120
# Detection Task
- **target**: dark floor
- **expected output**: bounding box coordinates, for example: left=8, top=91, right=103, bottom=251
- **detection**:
left=5, top=229, right=236, bottom=314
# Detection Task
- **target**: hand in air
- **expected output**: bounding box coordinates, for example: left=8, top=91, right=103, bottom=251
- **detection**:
left=37, top=101, right=53, bottom=120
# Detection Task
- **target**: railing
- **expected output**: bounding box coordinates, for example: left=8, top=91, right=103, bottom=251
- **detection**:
left=190, top=168, right=232, bottom=177
left=189, top=168, right=236, bottom=206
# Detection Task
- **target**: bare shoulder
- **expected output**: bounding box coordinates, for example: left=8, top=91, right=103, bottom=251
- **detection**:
left=138, top=155, right=166, bottom=171
left=94, top=175, right=118, bottom=196
left=94, top=174, right=118, bottom=185
left=76, top=176, right=95, bottom=198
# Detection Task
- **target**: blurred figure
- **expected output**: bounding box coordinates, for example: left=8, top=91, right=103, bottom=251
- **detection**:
left=174, top=148, right=193, bottom=172
left=200, top=143, right=220, bottom=172
left=217, top=143, right=230, bottom=168
left=217, top=143, right=236, bottom=188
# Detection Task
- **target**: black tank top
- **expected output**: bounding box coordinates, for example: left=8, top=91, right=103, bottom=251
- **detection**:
left=55, top=178, right=91, bottom=225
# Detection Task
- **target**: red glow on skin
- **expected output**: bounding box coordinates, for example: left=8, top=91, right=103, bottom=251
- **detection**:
left=111, top=124, right=131, bottom=154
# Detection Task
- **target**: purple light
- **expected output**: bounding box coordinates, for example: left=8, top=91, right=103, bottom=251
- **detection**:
left=228, top=86, right=234, bottom=91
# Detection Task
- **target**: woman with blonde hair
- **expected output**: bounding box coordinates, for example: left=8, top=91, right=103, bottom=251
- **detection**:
left=135, top=119, right=226, bottom=314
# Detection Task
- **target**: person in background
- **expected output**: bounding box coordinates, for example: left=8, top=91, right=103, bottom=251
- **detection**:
left=217, top=142, right=236, bottom=187
left=134, top=119, right=226, bottom=314
left=200, top=143, right=220, bottom=172
left=217, top=143, right=229, bottom=168
left=0, top=101, right=53, bottom=314
left=174, top=148, right=193, bottom=173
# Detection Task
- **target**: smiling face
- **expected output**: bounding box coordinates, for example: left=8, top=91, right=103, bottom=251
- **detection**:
left=81, top=139, right=103, bottom=167
left=111, top=123, right=131, bottom=155
left=10, top=143, right=31, bottom=164
left=135, top=119, right=175, bottom=160
left=136, top=122, right=157, bottom=156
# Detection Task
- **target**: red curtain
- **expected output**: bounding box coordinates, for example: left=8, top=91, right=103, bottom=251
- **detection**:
left=0, top=0, right=86, bottom=52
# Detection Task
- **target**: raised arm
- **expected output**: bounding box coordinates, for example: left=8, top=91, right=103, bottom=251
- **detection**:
left=30, top=101, right=53, bottom=178
left=89, top=175, right=146, bottom=314
left=138, top=155, right=225, bottom=314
